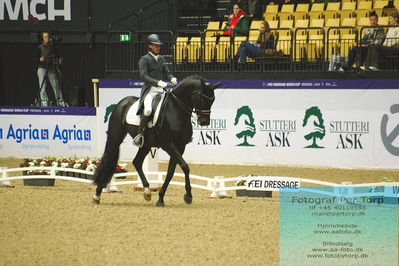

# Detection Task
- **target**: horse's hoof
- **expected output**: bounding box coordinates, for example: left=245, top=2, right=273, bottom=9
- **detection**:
left=143, top=188, right=151, bottom=201
left=92, top=195, right=100, bottom=204
left=184, top=194, right=193, bottom=204
left=156, top=201, right=165, bottom=207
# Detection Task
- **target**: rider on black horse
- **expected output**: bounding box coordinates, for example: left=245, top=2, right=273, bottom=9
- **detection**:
left=133, top=34, right=177, bottom=148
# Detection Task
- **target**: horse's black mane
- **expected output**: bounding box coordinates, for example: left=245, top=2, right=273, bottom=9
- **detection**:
left=181, top=74, right=208, bottom=83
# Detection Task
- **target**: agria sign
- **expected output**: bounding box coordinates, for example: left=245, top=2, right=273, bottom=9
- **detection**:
left=0, top=0, right=71, bottom=21
left=0, top=124, right=91, bottom=144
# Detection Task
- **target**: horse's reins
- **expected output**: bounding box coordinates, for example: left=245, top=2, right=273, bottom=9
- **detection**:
left=165, top=84, right=214, bottom=117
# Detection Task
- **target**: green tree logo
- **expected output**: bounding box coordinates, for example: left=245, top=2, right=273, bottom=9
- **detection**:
left=302, top=106, right=325, bottom=148
left=234, top=105, right=256, bottom=146
left=104, top=104, right=116, bottom=123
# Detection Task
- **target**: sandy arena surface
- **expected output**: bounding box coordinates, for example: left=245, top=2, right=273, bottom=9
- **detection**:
left=0, top=157, right=398, bottom=266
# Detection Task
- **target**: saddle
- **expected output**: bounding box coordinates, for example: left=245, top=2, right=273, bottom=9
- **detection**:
left=126, top=93, right=165, bottom=128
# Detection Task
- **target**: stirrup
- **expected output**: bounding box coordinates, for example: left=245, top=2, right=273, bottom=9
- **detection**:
left=133, top=134, right=144, bottom=148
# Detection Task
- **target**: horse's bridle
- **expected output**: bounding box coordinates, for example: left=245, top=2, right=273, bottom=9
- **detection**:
left=168, top=88, right=214, bottom=117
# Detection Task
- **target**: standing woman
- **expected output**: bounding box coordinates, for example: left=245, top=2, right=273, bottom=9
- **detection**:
left=365, top=13, right=399, bottom=71
left=223, top=3, right=249, bottom=37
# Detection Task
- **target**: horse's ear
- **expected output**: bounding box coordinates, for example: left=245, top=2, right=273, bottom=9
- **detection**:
left=211, top=81, right=222, bottom=90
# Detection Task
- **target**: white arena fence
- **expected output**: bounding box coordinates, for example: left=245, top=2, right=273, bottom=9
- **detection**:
left=1, top=166, right=399, bottom=200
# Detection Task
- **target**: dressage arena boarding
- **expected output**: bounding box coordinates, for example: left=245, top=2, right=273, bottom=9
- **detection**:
left=0, top=157, right=398, bottom=265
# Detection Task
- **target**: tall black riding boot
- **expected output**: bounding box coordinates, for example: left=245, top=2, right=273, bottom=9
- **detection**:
left=133, top=115, right=150, bottom=148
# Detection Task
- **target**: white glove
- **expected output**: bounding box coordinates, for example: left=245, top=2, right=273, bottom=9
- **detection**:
left=171, top=77, right=177, bottom=85
left=157, top=80, right=168, bottom=88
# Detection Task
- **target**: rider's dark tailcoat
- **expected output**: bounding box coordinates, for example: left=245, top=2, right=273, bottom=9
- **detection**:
left=137, top=52, right=174, bottom=115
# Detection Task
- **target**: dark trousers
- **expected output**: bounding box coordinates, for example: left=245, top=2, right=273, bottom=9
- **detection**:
left=347, top=46, right=368, bottom=67
left=237, top=41, right=262, bottom=63
left=366, top=45, right=399, bottom=68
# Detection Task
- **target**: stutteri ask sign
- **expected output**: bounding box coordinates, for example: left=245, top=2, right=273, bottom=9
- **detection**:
left=246, top=176, right=301, bottom=191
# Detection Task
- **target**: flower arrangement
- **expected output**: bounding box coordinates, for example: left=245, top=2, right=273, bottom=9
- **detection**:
left=20, top=156, right=127, bottom=178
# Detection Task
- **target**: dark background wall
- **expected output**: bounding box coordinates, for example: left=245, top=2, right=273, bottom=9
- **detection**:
left=0, top=0, right=174, bottom=106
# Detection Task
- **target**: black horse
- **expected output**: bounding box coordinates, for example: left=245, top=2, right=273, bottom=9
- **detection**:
left=93, top=75, right=221, bottom=207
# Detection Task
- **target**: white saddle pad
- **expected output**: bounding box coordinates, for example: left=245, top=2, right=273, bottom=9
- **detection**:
left=126, top=93, right=165, bottom=127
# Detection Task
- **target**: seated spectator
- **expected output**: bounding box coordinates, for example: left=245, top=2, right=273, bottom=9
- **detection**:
left=223, top=3, right=249, bottom=37
left=365, top=13, right=399, bottom=71
left=343, top=11, right=385, bottom=71
left=225, top=0, right=249, bottom=19
left=383, top=0, right=397, bottom=16
left=234, top=21, right=275, bottom=65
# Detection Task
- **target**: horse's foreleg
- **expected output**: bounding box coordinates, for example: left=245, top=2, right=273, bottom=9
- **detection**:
left=161, top=145, right=192, bottom=206
left=156, top=158, right=177, bottom=207
left=133, top=146, right=151, bottom=201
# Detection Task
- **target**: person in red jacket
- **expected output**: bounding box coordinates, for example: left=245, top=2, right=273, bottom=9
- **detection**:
left=223, top=3, right=249, bottom=37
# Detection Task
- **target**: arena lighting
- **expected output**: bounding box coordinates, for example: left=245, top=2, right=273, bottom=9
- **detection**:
left=119, top=34, right=131, bottom=42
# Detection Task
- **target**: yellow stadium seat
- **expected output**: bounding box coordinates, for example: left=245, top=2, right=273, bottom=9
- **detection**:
left=354, top=9, right=370, bottom=20
left=174, top=37, right=188, bottom=63
left=264, top=13, right=278, bottom=21
left=279, top=12, right=293, bottom=21
left=308, top=11, right=323, bottom=20
left=379, top=16, right=389, bottom=25
left=249, top=21, right=263, bottom=41
left=326, top=2, right=340, bottom=11
left=265, top=4, right=279, bottom=14
left=187, top=37, right=201, bottom=63
left=308, top=18, right=325, bottom=42
left=293, top=11, right=308, bottom=21
left=323, top=10, right=339, bottom=20
left=311, top=3, right=325, bottom=12
left=204, top=37, right=216, bottom=62
left=205, top=21, right=220, bottom=37
left=339, top=10, right=355, bottom=19
left=250, top=20, right=263, bottom=30
left=357, top=17, right=370, bottom=33
left=357, top=17, right=370, bottom=27
left=275, top=30, right=292, bottom=56
left=295, top=19, right=310, bottom=28
left=215, top=36, right=230, bottom=62
left=280, top=20, right=294, bottom=29
left=281, top=4, right=295, bottom=13
left=341, top=17, right=356, bottom=27
left=340, top=33, right=356, bottom=58
left=374, top=0, right=389, bottom=9
left=268, top=20, right=279, bottom=29
left=296, top=3, right=310, bottom=12
left=310, top=18, right=325, bottom=28
left=342, top=1, right=356, bottom=10
left=325, top=18, right=340, bottom=28
left=357, top=1, right=373, bottom=10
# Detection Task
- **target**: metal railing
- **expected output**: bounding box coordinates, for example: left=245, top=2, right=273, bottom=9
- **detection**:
left=102, top=26, right=399, bottom=73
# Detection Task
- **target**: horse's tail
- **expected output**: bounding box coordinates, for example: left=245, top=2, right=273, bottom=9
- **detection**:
left=94, top=97, right=133, bottom=188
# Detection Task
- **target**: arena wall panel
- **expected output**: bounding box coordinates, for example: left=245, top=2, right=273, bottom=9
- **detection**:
left=98, top=79, right=399, bottom=169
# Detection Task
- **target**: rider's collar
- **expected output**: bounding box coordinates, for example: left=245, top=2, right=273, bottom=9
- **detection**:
left=149, top=51, right=159, bottom=61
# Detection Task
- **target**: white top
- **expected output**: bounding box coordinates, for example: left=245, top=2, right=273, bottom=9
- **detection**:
left=383, top=26, right=399, bottom=47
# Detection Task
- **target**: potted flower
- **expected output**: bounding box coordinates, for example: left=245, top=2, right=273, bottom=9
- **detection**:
left=20, top=158, right=55, bottom=186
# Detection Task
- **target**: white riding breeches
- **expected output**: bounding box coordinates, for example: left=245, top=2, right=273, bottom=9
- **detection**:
left=143, top=86, right=163, bottom=116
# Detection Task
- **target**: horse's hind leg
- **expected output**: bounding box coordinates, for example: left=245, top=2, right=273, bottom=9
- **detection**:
left=133, top=146, right=152, bottom=201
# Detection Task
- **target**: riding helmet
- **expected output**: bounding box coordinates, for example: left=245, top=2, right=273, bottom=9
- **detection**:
left=146, top=34, right=162, bottom=45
